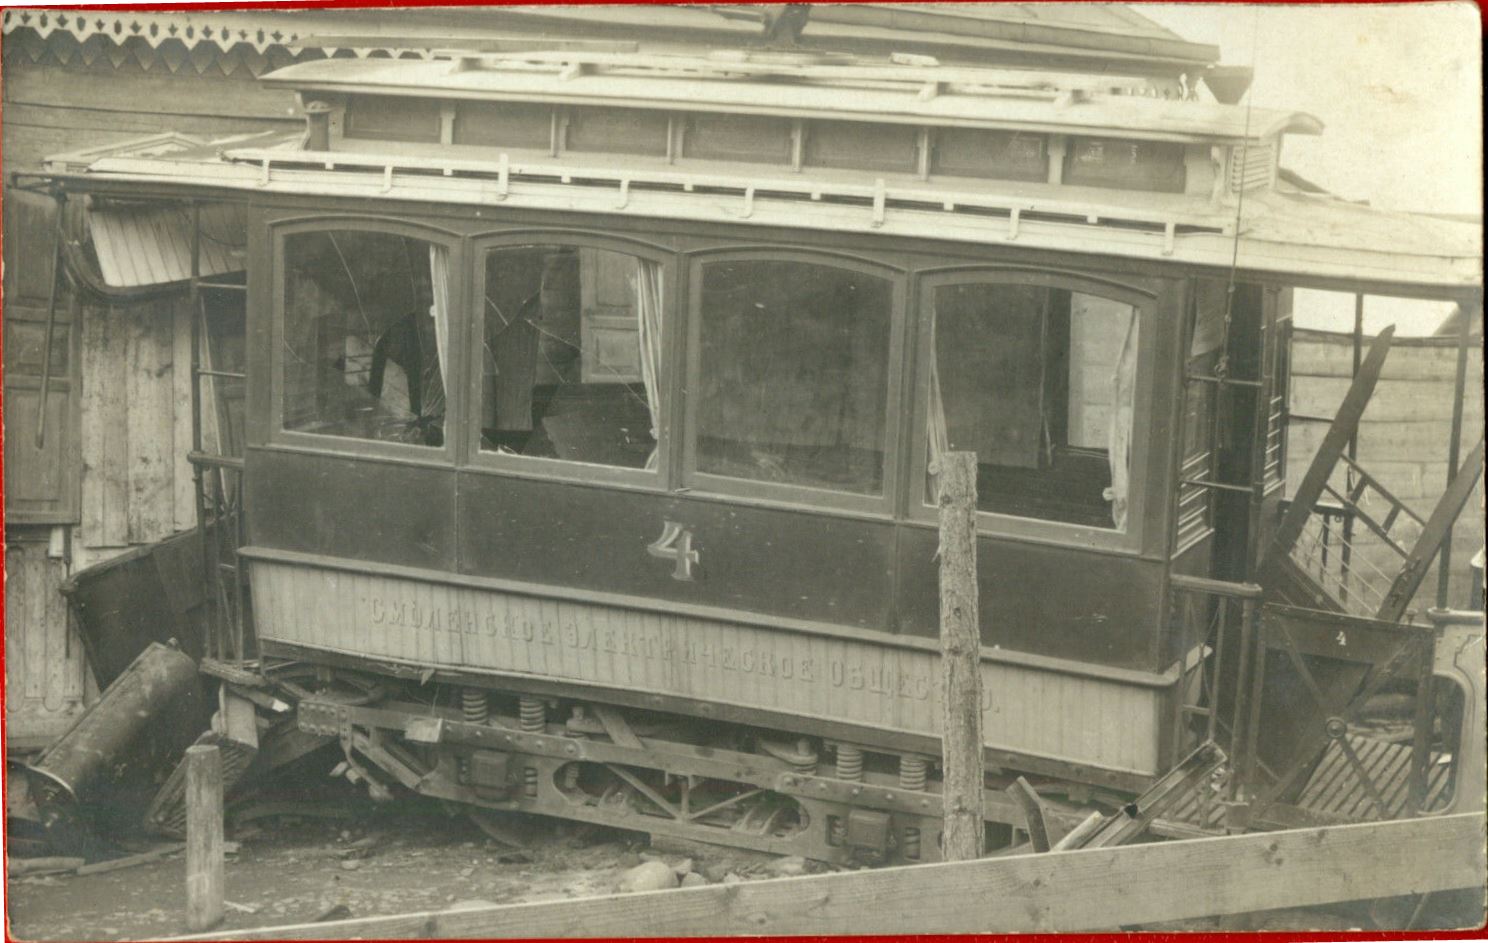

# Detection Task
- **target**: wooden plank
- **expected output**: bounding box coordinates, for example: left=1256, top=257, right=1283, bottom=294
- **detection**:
left=173, top=297, right=198, bottom=532
left=42, top=548, right=69, bottom=712
left=173, top=812, right=1486, bottom=940
left=937, top=451, right=983, bottom=860
left=1259, top=326, right=1394, bottom=587
left=125, top=304, right=176, bottom=544
left=1377, top=438, right=1486, bottom=623
left=80, top=303, right=130, bottom=548
left=185, top=745, right=225, bottom=932
left=1005, top=776, right=1051, bottom=852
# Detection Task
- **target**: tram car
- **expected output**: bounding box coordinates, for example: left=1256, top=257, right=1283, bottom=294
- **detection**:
left=28, top=44, right=1483, bottom=864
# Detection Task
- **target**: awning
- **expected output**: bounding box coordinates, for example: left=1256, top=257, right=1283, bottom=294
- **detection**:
left=87, top=201, right=247, bottom=288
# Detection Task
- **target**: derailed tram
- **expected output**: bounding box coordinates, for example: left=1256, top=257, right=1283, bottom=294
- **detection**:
left=25, top=47, right=1484, bottom=865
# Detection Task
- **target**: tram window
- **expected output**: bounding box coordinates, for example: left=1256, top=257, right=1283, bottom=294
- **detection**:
left=480, top=246, right=663, bottom=471
left=281, top=231, right=447, bottom=447
left=696, top=260, right=892, bottom=495
left=928, top=283, right=1139, bottom=530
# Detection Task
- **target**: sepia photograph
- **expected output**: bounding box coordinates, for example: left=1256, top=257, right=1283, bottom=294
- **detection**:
left=1, top=1, right=1483, bottom=938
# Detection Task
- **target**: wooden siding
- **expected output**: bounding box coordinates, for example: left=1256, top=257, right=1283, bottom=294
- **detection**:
left=1286, top=329, right=1484, bottom=610
left=76, top=296, right=199, bottom=563
left=3, top=537, right=89, bottom=748
left=251, top=560, right=1165, bottom=775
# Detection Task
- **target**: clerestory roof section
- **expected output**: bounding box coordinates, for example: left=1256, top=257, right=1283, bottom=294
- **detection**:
left=32, top=128, right=1479, bottom=295
left=262, top=55, right=1318, bottom=146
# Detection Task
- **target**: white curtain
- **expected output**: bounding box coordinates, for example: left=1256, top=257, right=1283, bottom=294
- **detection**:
left=634, top=261, right=665, bottom=470
left=926, top=337, right=951, bottom=502
left=1105, top=310, right=1140, bottom=530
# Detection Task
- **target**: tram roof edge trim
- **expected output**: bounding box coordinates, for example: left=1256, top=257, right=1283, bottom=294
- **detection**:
left=260, top=57, right=1321, bottom=144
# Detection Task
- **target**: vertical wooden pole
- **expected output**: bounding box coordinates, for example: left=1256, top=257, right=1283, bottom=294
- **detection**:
left=938, top=451, right=983, bottom=861
left=186, top=743, right=225, bottom=932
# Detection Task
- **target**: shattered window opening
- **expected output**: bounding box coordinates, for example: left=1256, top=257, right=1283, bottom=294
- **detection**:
left=281, top=230, right=447, bottom=447
left=480, top=245, right=664, bottom=471
left=928, top=281, right=1139, bottom=531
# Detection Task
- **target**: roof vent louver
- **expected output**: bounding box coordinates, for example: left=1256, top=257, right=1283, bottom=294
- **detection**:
left=1229, top=140, right=1276, bottom=193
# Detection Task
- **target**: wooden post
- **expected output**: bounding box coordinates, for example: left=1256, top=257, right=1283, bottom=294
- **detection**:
left=938, top=450, right=983, bottom=861
left=186, top=743, right=225, bottom=932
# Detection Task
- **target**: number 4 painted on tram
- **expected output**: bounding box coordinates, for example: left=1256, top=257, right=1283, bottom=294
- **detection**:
left=648, top=521, right=699, bottom=581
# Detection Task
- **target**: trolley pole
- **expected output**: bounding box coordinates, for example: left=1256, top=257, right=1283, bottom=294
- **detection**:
left=938, top=451, right=984, bottom=860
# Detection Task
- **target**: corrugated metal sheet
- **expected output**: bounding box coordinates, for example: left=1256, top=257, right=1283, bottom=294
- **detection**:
left=88, top=202, right=246, bottom=288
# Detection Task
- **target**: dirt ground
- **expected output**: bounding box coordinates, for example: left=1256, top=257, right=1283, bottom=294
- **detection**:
left=6, top=793, right=788, bottom=942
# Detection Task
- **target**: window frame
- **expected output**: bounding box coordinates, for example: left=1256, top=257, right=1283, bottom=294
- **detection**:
left=682, top=248, right=908, bottom=515
left=463, top=229, right=678, bottom=491
left=268, top=216, right=466, bottom=466
left=908, top=267, right=1158, bottom=550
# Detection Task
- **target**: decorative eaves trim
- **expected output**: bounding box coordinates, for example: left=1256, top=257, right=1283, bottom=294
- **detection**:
left=1, top=9, right=435, bottom=75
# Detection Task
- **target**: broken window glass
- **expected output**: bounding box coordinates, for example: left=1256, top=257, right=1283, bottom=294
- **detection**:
left=696, top=260, right=892, bottom=495
left=480, top=245, right=663, bottom=470
left=928, top=282, right=1139, bottom=530
left=282, top=230, right=447, bottom=447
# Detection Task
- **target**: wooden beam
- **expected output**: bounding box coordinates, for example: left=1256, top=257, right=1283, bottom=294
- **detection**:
left=185, top=745, right=225, bottom=933
left=937, top=451, right=983, bottom=861
left=1006, top=776, right=1052, bottom=852
left=170, top=813, right=1485, bottom=940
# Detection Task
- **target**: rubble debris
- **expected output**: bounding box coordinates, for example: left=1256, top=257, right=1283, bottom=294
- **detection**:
left=313, top=903, right=352, bottom=922
left=25, top=642, right=204, bottom=858
left=75, top=843, right=185, bottom=875
left=224, top=900, right=261, bottom=915
left=680, top=872, right=709, bottom=888
left=467, top=809, right=531, bottom=849
left=618, top=860, right=679, bottom=892
left=233, top=800, right=355, bottom=825
left=766, top=855, right=808, bottom=877
left=7, top=857, right=85, bottom=877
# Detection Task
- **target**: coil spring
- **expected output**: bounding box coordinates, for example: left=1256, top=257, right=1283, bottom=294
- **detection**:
left=461, top=688, right=490, bottom=724
left=518, top=697, right=546, bottom=732
left=835, top=744, right=863, bottom=782
left=523, top=766, right=539, bottom=797
left=563, top=763, right=581, bottom=790
left=899, top=755, right=929, bottom=791
left=903, top=827, right=922, bottom=860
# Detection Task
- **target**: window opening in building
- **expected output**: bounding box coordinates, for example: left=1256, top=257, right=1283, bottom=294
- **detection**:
left=928, top=282, right=1139, bottom=529
left=282, top=230, right=448, bottom=447
left=696, top=260, right=892, bottom=495
left=480, top=245, right=663, bottom=470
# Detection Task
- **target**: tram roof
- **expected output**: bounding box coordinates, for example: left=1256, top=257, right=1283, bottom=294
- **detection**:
left=261, top=54, right=1316, bottom=146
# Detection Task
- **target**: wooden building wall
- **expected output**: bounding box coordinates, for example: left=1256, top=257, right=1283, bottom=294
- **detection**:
left=1286, top=328, right=1485, bottom=612
left=1, top=36, right=297, bottom=748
